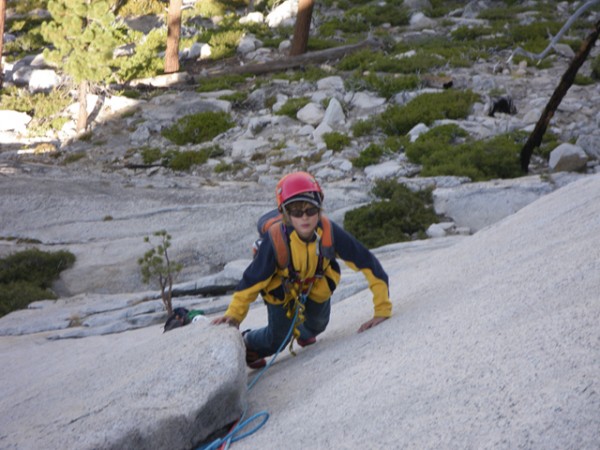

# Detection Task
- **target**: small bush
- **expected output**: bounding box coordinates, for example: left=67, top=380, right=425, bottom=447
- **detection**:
left=275, top=97, right=311, bottom=119
left=114, top=28, right=165, bottom=82
left=219, top=92, right=248, bottom=107
left=140, top=147, right=162, bottom=164
left=162, top=111, right=235, bottom=145
left=405, top=124, right=523, bottom=181
left=378, top=89, right=480, bottom=136
left=197, top=74, right=248, bottom=93
left=346, top=2, right=409, bottom=27
left=352, top=118, right=377, bottom=137
left=344, top=180, right=439, bottom=248
left=322, top=132, right=351, bottom=152
left=352, top=144, right=386, bottom=168
left=115, top=0, right=164, bottom=16
left=0, top=248, right=76, bottom=317
left=168, top=146, right=224, bottom=171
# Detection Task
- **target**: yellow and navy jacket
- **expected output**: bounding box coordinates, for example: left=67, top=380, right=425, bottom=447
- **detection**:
left=224, top=219, right=392, bottom=323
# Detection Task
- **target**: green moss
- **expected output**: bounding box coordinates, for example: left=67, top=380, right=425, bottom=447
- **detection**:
left=0, top=248, right=76, bottom=317
left=162, top=111, right=235, bottom=145
left=344, top=180, right=439, bottom=248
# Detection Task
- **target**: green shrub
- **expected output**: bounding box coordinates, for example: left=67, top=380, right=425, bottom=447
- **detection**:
left=319, top=16, right=370, bottom=37
left=0, top=86, right=71, bottom=134
left=114, top=28, right=165, bottom=82
left=162, top=111, right=235, bottom=145
left=378, top=89, right=480, bottom=136
left=196, top=74, right=248, bottom=92
left=169, top=147, right=223, bottom=171
left=115, top=0, right=163, bottom=16
left=214, top=161, right=246, bottom=173
left=591, top=54, right=600, bottom=80
left=351, top=144, right=386, bottom=168
left=275, top=97, right=311, bottom=119
left=346, top=2, right=409, bottom=27
left=0, top=248, right=76, bottom=317
left=451, top=25, right=493, bottom=41
left=140, top=146, right=162, bottom=164
left=205, top=29, right=245, bottom=60
left=219, top=91, right=248, bottom=107
left=351, top=118, right=377, bottom=137
left=344, top=180, right=439, bottom=248
left=323, top=132, right=351, bottom=152
left=405, top=125, right=523, bottom=181
left=574, top=74, right=596, bottom=86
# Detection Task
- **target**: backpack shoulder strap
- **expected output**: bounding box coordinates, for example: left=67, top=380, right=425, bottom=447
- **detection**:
left=267, top=222, right=291, bottom=270
left=318, top=215, right=336, bottom=260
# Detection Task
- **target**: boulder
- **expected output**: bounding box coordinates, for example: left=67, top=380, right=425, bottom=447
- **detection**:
left=0, top=110, right=32, bottom=132
left=549, top=143, right=588, bottom=173
left=0, top=323, right=246, bottom=449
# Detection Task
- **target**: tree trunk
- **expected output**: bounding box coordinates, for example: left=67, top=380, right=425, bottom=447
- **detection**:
left=165, top=0, right=182, bottom=74
left=290, top=0, right=314, bottom=56
left=0, top=0, right=6, bottom=89
left=520, top=19, right=600, bottom=172
left=77, top=80, right=88, bottom=132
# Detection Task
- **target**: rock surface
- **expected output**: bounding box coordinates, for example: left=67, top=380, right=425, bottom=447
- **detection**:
left=0, top=322, right=246, bottom=449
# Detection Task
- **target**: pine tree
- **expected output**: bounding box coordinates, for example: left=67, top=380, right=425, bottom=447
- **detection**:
left=290, top=0, right=314, bottom=56
left=165, top=0, right=182, bottom=73
left=41, top=0, right=118, bottom=132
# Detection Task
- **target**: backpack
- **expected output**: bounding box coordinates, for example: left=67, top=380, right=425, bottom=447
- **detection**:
left=163, top=307, right=206, bottom=332
left=253, top=209, right=335, bottom=281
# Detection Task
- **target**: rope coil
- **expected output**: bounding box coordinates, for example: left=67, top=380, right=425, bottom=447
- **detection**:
left=199, top=293, right=309, bottom=450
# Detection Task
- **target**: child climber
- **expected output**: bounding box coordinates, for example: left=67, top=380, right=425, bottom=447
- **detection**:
left=212, top=171, right=392, bottom=368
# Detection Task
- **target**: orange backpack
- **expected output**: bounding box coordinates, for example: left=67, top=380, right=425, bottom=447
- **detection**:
left=253, top=209, right=335, bottom=277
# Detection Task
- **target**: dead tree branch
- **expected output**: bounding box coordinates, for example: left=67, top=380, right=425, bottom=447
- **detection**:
left=508, top=0, right=600, bottom=63
left=520, top=19, right=600, bottom=172
left=186, top=38, right=382, bottom=79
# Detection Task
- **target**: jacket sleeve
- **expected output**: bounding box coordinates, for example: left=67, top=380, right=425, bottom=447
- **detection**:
left=331, top=221, right=392, bottom=318
left=224, top=235, right=278, bottom=323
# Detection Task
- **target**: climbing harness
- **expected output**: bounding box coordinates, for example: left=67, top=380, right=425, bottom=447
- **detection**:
left=198, top=292, right=309, bottom=450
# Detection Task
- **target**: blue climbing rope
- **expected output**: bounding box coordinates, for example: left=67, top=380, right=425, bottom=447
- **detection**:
left=197, top=294, right=308, bottom=450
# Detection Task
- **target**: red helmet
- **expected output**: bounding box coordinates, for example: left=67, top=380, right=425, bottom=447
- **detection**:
left=276, top=171, right=324, bottom=210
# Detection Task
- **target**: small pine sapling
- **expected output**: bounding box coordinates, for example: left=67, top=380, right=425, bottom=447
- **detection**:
left=138, top=230, right=183, bottom=315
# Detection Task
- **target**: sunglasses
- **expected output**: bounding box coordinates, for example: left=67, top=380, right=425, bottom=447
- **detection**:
left=287, top=206, right=320, bottom=218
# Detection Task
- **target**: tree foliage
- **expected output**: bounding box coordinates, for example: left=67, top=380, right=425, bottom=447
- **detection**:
left=138, top=230, right=183, bottom=315
left=41, top=0, right=118, bottom=84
